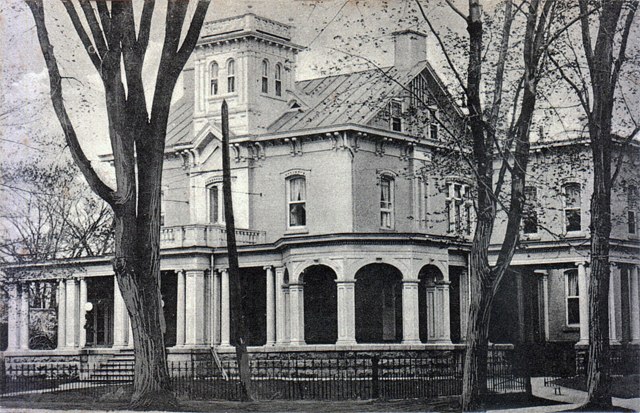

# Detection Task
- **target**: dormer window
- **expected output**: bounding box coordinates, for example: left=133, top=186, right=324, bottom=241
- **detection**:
left=227, top=59, right=236, bottom=93
left=275, top=63, right=282, bottom=96
left=209, top=62, right=219, bottom=95
left=261, top=59, right=269, bottom=94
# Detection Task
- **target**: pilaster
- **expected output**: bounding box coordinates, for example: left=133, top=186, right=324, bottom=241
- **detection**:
left=288, top=283, right=305, bottom=346
left=401, top=280, right=420, bottom=344
left=336, top=280, right=356, bottom=345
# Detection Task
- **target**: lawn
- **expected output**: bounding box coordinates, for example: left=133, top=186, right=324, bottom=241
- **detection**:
left=553, top=375, right=640, bottom=399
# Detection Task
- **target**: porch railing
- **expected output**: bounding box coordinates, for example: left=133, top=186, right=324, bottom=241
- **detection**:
left=160, top=225, right=266, bottom=249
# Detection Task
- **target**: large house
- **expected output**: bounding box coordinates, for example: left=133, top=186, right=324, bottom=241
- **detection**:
left=2, top=14, right=639, bottom=368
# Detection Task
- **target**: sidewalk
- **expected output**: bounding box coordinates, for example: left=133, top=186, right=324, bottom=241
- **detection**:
left=486, top=377, right=640, bottom=412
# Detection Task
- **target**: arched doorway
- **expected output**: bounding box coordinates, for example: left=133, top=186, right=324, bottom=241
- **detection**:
left=418, top=265, right=449, bottom=343
left=355, top=264, right=403, bottom=343
left=302, top=265, right=337, bottom=344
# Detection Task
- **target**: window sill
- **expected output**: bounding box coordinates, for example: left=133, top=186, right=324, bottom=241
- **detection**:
left=522, top=233, right=541, bottom=241
left=565, top=230, right=587, bottom=238
left=563, top=325, right=580, bottom=332
left=285, top=227, right=308, bottom=236
left=208, top=92, right=238, bottom=100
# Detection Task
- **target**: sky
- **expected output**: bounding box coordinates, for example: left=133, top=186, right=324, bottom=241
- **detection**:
left=0, top=0, right=637, bottom=171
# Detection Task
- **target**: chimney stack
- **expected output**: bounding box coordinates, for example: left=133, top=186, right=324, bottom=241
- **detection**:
left=392, top=29, right=427, bottom=71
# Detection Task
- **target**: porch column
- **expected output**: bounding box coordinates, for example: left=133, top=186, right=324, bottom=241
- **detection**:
left=265, top=266, right=276, bottom=346
left=210, top=270, right=220, bottom=345
left=275, top=267, right=287, bottom=345
left=336, top=280, right=356, bottom=345
left=175, top=270, right=186, bottom=347
left=283, top=284, right=291, bottom=343
left=288, top=283, right=305, bottom=346
left=220, top=269, right=231, bottom=347
left=185, top=270, right=206, bottom=346
left=57, top=280, right=66, bottom=349
left=534, top=270, right=550, bottom=341
left=79, top=277, right=87, bottom=348
left=609, top=266, right=621, bottom=344
left=401, top=280, right=420, bottom=344
left=65, top=279, right=79, bottom=348
left=18, top=284, right=29, bottom=350
left=7, top=284, right=19, bottom=351
left=113, top=276, right=128, bottom=348
left=459, top=268, right=470, bottom=342
left=629, top=265, right=640, bottom=344
left=577, top=262, right=589, bottom=345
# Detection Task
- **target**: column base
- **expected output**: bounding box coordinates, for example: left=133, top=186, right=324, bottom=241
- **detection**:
left=265, top=340, right=276, bottom=347
left=336, top=339, right=357, bottom=346
left=401, top=339, right=422, bottom=345
left=289, top=340, right=306, bottom=346
left=629, top=339, right=640, bottom=345
left=426, top=339, right=452, bottom=345
left=576, top=340, right=589, bottom=347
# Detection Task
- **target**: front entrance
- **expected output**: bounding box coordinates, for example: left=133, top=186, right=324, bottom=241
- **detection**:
left=85, top=277, right=114, bottom=347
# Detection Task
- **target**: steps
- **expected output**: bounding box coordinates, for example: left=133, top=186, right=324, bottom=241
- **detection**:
left=87, top=350, right=135, bottom=382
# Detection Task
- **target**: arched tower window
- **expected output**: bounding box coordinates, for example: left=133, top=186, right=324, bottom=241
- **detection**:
left=261, top=59, right=269, bottom=93
left=275, top=63, right=282, bottom=96
left=227, top=59, right=236, bottom=93
left=209, top=62, right=219, bottom=95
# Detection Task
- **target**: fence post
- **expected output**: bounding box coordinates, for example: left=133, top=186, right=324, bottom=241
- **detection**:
left=371, top=355, right=379, bottom=399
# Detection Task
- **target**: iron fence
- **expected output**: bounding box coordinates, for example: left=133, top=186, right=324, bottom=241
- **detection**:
left=1, top=349, right=527, bottom=401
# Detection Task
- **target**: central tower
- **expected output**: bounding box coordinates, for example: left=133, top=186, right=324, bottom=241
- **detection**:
left=191, top=14, right=303, bottom=136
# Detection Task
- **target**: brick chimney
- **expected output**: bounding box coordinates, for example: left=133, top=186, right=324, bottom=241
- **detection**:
left=392, top=29, right=427, bottom=71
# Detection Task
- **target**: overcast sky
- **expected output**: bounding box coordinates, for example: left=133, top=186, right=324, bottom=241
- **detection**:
left=0, top=0, right=637, bottom=170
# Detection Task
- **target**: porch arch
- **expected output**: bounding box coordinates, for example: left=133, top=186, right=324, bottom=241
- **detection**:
left=301, top=265, right=337, bottom=344
left=418, top=265, right=451, bottom=343
left=355, top=263, right=403, bottom=343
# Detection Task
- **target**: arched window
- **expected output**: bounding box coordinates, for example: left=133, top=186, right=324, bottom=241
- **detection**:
left=261, top=59, right=269, bottom=93
left=380, top=175, right=394, bottom=229
left=287, top=176, right=306, bottom=228
left=227, top=59, right=235, bottom=93
left=208, top=183, right=225, bottom=224
left=275, top=63, right=282, bottom=96
left=209, top=62, right=219, bottom=95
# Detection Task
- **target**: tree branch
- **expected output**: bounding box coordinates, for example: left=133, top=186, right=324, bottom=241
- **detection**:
left=59, top=0, right=102, bottom=70
left=25, top=0, right=116, bottom=207
left=610, top=0, right=638, bottom=96
left=78, top=0, right=108, bottom=58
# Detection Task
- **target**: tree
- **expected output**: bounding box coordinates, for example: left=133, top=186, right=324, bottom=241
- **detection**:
left=0, top=151, right=113, bottom=263
left=413, top=0, right=574, bottom=409
left=549, top=0, right=639, bottom=408
left=25, top=1, right=211, bottom=407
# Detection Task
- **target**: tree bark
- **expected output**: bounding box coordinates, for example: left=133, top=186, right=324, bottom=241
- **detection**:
left=221, top=101, right=253, bottom=401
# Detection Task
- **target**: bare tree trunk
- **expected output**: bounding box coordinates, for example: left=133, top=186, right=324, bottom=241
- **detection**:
left=221, top=101, right=253, bottom=401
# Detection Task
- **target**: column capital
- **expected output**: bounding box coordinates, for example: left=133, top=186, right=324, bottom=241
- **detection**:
left=335, top=279, right=355, bottom=285
left=289, top=283, right=304, bottom=290
left=533, top=270, right=549, bottom=276
left=575, top=261, right=587, bottom=267
left=218, top=268, right=228, bottom=275
left=263, top=265, right=274, bottom=271
left=402, top=279, right=420, bottom=285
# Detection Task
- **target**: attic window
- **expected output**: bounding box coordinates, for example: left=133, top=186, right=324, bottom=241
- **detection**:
left=390, top=101, right=402, bottom=132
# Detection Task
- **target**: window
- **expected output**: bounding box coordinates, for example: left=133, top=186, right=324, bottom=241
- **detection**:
left=288, top=177, right=306, bottom=227
left=29, top=281, right=56, bottom=309
left=390, top=101, right=402, bottom=132
left=275, top=63, right=282, bottom=97
left=628, top=185, right=638, bottom=234
left=209, top=62, right=219, bottom=95
left=429, top=123, right=438, bottom=140
left=563, top=183, right=581, bottom=232
left=208, top=184, right=225, bottom=224
left=523, top=186, right=538, bottom=234
left=447, top=182, right=471, bottom=234
left=380, top=175, right=394, bottom=229
left=261, top=59, right=269, bottom=93
left=227, top=59, right=235, bottom=93
left=565, top=270, right=580, bottom=326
